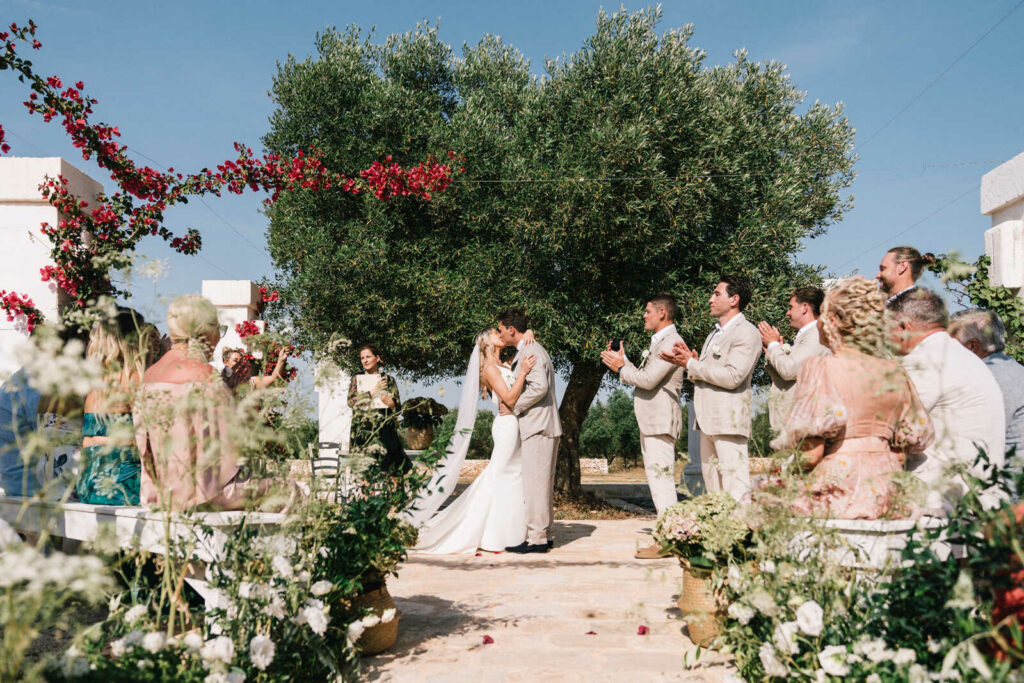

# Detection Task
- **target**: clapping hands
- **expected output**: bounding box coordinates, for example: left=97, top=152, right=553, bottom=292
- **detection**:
left=660, top=340, right=697, bottom=369
left=600, top=341, right=625, bottom=373
left=757, top=321, right=783, bottom=348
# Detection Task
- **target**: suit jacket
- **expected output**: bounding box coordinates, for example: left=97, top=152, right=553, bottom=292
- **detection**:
left=513, top=342, right=562, bottom=439
left=686, top=314, right=762, bottom=438
left=765, top=324, right=829, bottom=433
left=619, top=326, right=685, bottom=438
left=901, top=331, right=1006, bottom=513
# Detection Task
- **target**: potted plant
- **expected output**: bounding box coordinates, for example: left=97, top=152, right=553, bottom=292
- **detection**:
left=402, top=397, right=448, bottom=450
left=653, top=492, right=749, bottom=646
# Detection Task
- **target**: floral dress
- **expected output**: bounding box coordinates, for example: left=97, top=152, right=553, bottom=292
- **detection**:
left=771, top=350, right=934, bottom=519
left=76, top=412, right=141, bottom=505
left=348, top=372, right=409, bottom=474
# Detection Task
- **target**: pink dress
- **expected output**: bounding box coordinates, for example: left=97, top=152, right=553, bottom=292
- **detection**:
left=771, top=351, right=934, bottom=519
left=134, top=379, right=247, bottom=512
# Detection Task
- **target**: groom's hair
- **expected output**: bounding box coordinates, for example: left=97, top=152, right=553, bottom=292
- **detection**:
left=649, top=292, right=677, bottom=321
left=498, top=308, right=529, bottom=334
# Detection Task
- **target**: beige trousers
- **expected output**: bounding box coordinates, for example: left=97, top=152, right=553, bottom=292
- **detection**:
left=640, top=434, right=678, bottom=516
left=699, top=432, right=750, bottom=503
left=521, top=433, right=559, bottom=545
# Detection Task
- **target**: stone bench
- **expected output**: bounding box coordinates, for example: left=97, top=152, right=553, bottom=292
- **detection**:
left=818, top=517, right=958, bottom=570
left=0, top=496, right=284, bottom=622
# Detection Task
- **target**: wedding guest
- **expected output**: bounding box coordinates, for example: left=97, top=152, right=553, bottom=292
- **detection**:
left=134, top=295, right=267, bottom=511
left=221, top=346, right=289, bottom=394
left=773, top=277, right=933, bottom=518
left=601, top=292, right=684, bottom=558
left=76, top=310, right=152, bottom=505
left=348, top=344, right=409, bottom=474
left=949, top=309, right=1024, bottom=457
left=876, top=245, right=935, bottom=309
left=0, top=368, right=42, bottom=498
left=661, top=276, right=762, bottom=503
left=757, top=286, right=829, bottom=434
left=892, top=288, right=1006, bottom=514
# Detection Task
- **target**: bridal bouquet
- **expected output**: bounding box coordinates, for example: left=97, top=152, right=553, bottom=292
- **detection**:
left=653, top=492, right=749, bottom=569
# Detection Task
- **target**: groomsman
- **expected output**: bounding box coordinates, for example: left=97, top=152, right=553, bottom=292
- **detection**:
left=601, top=292, right=685, bottom=558
left=757, top=286, right=829, bottom=434
left=661, top=276, right=762, bottom=503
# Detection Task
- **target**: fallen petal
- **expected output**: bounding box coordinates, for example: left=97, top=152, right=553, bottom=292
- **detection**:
left=637, top=625, right=650, bottom=636
left=482, top=635, right=494, bottom=645
left=585, top=631, right=597, bottom=635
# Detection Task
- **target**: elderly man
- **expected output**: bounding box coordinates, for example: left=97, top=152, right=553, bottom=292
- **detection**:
left=757, top=286, right=829, bottom=434
left=891, top=289, right=1005, bottom=514
left=876, top=245, right=936, bottom=309
left=949, top=309, right=1024, bottom=458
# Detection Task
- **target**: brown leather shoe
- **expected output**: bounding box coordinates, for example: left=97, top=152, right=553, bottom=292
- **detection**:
left=634, top=543, right=670, bottom=559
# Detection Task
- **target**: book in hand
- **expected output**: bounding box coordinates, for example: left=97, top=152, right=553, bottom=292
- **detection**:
left=356, top=374, right=388, bottom=410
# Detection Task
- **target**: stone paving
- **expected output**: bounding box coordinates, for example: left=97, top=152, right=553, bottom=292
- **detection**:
left=363, top=519, right=733, bottom=682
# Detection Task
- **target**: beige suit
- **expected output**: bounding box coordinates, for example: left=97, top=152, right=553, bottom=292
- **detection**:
left=513, top=341, right=562, bottom=545
left=687, top=313, right=762, bottom=502
left=765, top=322, right=829, bottom=434
left=619, top=325, right=685, bottom=514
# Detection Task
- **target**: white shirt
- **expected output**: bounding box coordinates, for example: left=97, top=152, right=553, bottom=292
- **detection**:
left=650, top=323, right=677, bottom=348
left=706, top=313, right=741, bottom=348
left=767, top=320, right=818, bottom=352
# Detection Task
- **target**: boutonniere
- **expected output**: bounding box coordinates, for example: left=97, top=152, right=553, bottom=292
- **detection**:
left=711, top=344, right=722, bottom=356
left=640, top=349, right=651, bottom=368
left=781, top=343, right=792, bottom=353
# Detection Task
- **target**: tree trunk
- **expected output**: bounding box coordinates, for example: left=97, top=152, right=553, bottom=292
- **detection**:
left=555, top=361, right=606, bottom=497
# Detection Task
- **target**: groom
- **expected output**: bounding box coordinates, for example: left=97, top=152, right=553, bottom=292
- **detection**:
left=499, top=308, right=562, bottom=553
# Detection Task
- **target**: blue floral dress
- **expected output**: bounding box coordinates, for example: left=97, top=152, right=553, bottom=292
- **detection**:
left=75, top=412, right=141, bottom=505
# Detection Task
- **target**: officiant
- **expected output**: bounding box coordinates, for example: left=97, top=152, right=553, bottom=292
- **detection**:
left=347, top=344, right=410, bottom=474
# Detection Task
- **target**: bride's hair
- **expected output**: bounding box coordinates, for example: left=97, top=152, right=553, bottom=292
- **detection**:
left=476, top=327, right=498, bottom=400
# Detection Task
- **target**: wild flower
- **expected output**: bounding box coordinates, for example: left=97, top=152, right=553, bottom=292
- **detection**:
left=249, top=634, right=275, bottom=671
left=123, top=604, right=148, bottom=625
left=311, top=580, right=333, bottom=596
left=727, top=602, right=756, bottom=625
left=817, top=645, right=850, bottom=677
left=200, top=636, right=235, bottom=667
left=773, top=620, right=800, bottom=655
left=141, top=631, right=166, bottom=654
left=795, top=600, right=824, bottom=637
left=758, top=642, right=789, bottom=678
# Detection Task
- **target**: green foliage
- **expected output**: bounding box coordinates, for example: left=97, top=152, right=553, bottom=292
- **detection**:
left=653, top=492, right=749, bottom=569
left=261, top=7, right=855, bottom=490
left=930, top=254, right=1024, bottom=362
left=579, top=389, right=642, bottom=466
left=434, top=408, right=495, bottom=459
left=401, top=396, right=449, bottom=429
left=748, top=408, right=774, bottom=458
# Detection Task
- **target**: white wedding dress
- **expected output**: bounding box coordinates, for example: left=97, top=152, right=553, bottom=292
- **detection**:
left=412, top=366, right=527, bottom=553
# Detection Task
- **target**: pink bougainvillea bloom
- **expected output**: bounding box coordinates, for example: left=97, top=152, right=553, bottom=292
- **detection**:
left=637, top=625, right=649, bottom=636
left=482, top=635, right=494, bottom=645
left=585, top=631, right=597, bottom=635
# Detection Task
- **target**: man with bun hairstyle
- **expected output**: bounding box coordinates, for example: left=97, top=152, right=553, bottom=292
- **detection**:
left=876, top=245, right=936, bottom=309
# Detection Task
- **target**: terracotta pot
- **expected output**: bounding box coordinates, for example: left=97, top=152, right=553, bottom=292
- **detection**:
left=352, top=584, right=401, bottom=655
left=677, top=560, right=726, bottom=647
left=405, top=424, right=435, bottom=450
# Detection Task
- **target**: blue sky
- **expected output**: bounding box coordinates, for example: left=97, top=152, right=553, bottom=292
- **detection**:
left=1, top=0, right=1022, bottom=407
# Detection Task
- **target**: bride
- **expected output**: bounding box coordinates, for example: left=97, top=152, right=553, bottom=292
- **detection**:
left=408, top=328, right=536, bottom=554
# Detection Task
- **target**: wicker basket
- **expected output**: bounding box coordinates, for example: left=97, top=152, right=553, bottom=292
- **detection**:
left=677, top=560, right=725, bottom=647
left=405, top=425, right=435, bottom=450
left=352, top=584, right=402, bottom=655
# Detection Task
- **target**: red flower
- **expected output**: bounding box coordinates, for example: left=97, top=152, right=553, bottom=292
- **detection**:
left=585, top=630, right=597, bottom=635
left=637, top=625, right=649, bottom=636
left=481, top=635, right=494, bottom=645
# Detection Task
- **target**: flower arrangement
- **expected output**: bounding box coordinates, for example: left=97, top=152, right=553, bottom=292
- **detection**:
left=401, top=397, right=449, bottom=430
left=653, top=492, right=749, bottom=569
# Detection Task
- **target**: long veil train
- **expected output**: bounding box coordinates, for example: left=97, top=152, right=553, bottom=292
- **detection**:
left=402, top=345, right=480, bottom=527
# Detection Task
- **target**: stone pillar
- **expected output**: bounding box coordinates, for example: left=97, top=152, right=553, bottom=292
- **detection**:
left=982, top=151, right=1024, bottom=294
left=201, top=280, right=261, bottom=371
left=314, top=360, right=352, bottom=455
left=682, top=397, right=704, bottom=496
left=0, top=158, right=102, bottom=376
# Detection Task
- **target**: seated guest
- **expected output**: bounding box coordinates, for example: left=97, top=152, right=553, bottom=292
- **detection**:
left=0, top=368, right=42, bottom=497
left=758, top=286, right=829, bottom=434
left=949, top=309, right=1024, bottom=458
left=875, top=245, right=935, bottom=309
left=222, top=346, right=289, bottom=394
left=76, top=310, right=154, bottom=505
left=134, top=295, right=265, bottom=511
left=773, top=277, right=934, bottom=519
left=892, top=289, right=1006, bottom=514
left=348, top=344, right=409, bottom=474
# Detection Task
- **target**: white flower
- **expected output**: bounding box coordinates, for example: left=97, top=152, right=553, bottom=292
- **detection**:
left=249, top=634, right=275, bottom=671
left=893, top=648, right=916, bottom=665
left=759, top=559, right=776, bottom=574
left=907, top=664, right=928, bottom=683
left=711, top=344, right=722, bottom=355
left=865, top=675, right=882, bottom=683
left=727, top=565, right=743, bottom=585
left=123, top=630, right=145, bottom=648
left=110, top=638, right=127, bottom=658
left=781, top=343, right=793, bottom=353
left=200, top=636, right=235, bottom=666
left=347, top=621, right=366, bottom=643
left=142, top=631, right=166, bottom=654
left=263, top=595, right=286, bottom=619
left=747, top=589, right=779, bottom=617
left=183, top=632, right=204, bottom=653
left=818, top=645, right=850, bottom=677
left=294, top=600, right=329, bottom=636
left=381, top=608, right=397, bottom=624
left=773, top=620, right=800, bottom=655
left=136, top=659, right=152, bottom=670
left=297, top=570, right=311, bottom=583
left=311, top=580, right=333, bottom=596
left=854, top=637, right=893, bottom=663
left=108, top=594, right=122, bottom=613
left=813, top=670, right=828, bottom=683
left=271, top=556, right=294, bottom=580
left=727, top=602, right=756, bottom=625
left=124, top=604, right=148, bottom=625
left=758, top=642, right=789, bottom=678
left=927, top=638, right=943, bottom=654
left=795, top=600, right=824, bottom=637
left=360, top=614, right=381, bottom=629
left=227, top=673, right=245, bottom=683
left=318, top=546, right=329, bottom=558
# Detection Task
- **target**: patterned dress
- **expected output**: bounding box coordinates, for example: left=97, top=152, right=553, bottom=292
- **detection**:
left=76, top=412, right=141, bottom=505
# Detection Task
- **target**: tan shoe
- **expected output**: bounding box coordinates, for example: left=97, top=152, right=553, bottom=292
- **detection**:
left=634, top=543, right=670, bottom=560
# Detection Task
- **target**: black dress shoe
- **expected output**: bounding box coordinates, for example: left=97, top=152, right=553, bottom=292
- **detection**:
left=547, top=539, right=554, bottom=550
left=505, top=542, right=550, bottom=554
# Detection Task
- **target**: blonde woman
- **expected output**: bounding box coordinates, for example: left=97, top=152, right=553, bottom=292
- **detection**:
left=76, top=310, right=152, bottom=505
left=771, top=276, right=934, bottom=519
left=413, top=328, right=535, bottom=553
left=134, top=295, right=261, bottom=511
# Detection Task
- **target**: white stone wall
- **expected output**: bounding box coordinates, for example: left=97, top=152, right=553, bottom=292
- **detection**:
left=982, top=151, right=1024, bottom=292
left=202, top=279, right=262, bottom=370
left=314, top=360, right=352, bottom=455
left=0, top=158, right=102, bottom=376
